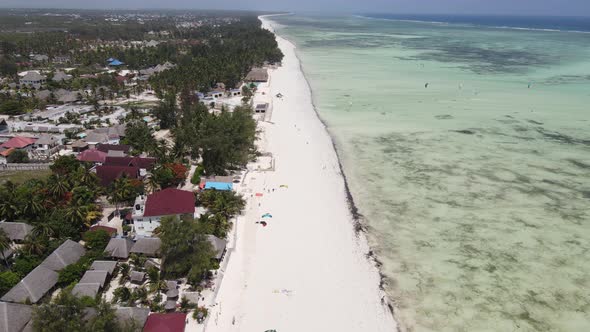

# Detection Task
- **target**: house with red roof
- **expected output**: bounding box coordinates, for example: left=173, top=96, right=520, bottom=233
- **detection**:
left=96, top=143, right=131, bottom=155
left=0, top=136, right=37, bottom=151
left=77, top=148, right=108, bottom=164
left=143, top=313, right=186, bottom=332
left=0, top=148, right=15, bottom=164
left=87, top=225, right=118, bottom=237
left=132, top=188, right=195, bottom=237
left=0, top=136, right=37, bottom=162
left=104, top=156, right=156, bottom=176
left=96, top=165, right=140, bottom=187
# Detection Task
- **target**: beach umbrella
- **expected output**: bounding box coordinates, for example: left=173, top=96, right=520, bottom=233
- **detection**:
left=255, top=193, right=263, bottom=197
left=279, top=184, right=288, bottom=188
left=262, top=213, right=272, bottom=218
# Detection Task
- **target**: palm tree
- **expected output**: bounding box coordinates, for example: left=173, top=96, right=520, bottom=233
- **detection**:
left=21, top=234, right=47, bottom=256
left=0, top=229, right=11, bottom=268
left=72, top=165, right=98, bottom=189
left=65, top=204, right=88, bottom=229
left=146, top=267, right=166, bottom=295
left=145, top=173, right=161, bottom=194
left=113, top=287, right=132, bottom=305
left=0, top=195, right=19, bottom=222
left=47, top=174, right=70, bottom=199
left=21, top=195, right=45, bottom=219
left=118, top=263, right=131, bottom=285
left=109, top=176, right=133, bottom=213
left=132, top=287, right=148, bottom=305
left=31, top=222, right=54, bottom=239
left=0, top=182, right=19, bottom=221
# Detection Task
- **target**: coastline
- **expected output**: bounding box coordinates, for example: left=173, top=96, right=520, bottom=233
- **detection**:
left=199, top=14, right=398, bottom=332
left=260, top=14, right=401, bottom=320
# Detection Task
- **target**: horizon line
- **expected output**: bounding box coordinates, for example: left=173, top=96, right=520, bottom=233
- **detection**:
left=0, top=7, right=588, bottom=18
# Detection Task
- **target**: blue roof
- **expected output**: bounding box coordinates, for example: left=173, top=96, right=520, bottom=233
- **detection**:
left=107, top=58, right=115, bottom=62
left=109, top=60, right=124, bottom=66
left=204, top=182, right=233, bottom=191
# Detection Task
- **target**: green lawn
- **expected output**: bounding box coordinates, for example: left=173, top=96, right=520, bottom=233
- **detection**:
left=0, top=169, right=52, bottom=184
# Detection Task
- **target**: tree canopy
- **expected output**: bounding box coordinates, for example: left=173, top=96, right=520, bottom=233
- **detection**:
left=158, top=216, right=214, bottom=286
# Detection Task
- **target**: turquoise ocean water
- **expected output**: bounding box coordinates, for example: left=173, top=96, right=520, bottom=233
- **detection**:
left=270, top=15, right=590, bottom=332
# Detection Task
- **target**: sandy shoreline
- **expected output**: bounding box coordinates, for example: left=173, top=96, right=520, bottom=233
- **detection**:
left=200, top=15, right=397, bottom=332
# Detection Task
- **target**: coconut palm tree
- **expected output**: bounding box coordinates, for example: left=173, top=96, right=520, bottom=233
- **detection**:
left=0, top=194, right=19, bottom=222
left=145, top=173, right=161, bottom=194
left=0, top=229, right=11, bottom=267
left=21, top=234, right=47, bottom=256
left=146, top=266, right=166, bottom=295
left=47, top=174, right=70, bottom=199
left=118, top=263, right=131, bottom=285
left=31, top=222, right=54, bottom=239
left=21, top=195, right=45, bottom=219
left=108, top=176, right=134, bottom=213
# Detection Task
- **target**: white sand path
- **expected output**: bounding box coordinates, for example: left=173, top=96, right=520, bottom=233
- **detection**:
left=199, top=15, right=397, bottom=332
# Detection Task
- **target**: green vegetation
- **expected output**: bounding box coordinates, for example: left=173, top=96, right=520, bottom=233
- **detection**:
left=171, top=96, right=259, bottom=175
left=191, top=165, right=205, bottom=185
left=0, top=156, right=106, bottom=297
left=196, top=190, right=246, bottom=238
left=0, top=169, right=52, bottom=184
left=158, top=216, right=214, bottom=286
left=0, top=270, right=19, bottom=295
left=6, top=149, right=29, bottom=163
left=32, top=288, right=135, bottom=332
left=58, top=230, right=110, bottom=287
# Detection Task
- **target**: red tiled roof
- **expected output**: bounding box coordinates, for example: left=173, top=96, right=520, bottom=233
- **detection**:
left=88, top=225, right=117, bottom=237
left=105, top=156, right=156, bottom=169
left=0, top=148, right=15, bottom=157
left=0, top=136, right=37, bottom=149
left=77, top=149, right=108, bottom=163
left=143, top=188, right=194, bottom=217
left=96, top=165, right=139, bottom=187
left=143, top=313, right=186, bottom=332
left=96, top=143, right=131, bottom=154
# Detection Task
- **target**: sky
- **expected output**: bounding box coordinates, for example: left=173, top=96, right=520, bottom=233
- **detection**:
left=0, top=0, right=589, bottom=16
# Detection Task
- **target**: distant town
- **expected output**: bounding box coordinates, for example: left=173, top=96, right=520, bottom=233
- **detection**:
left=0, top=8, right=281, bottom=332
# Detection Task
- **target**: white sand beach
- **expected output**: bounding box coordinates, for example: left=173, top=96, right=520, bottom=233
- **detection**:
left=199, top=16, right=398, bottom=332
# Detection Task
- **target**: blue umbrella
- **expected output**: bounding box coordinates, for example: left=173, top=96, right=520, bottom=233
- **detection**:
left=261, top=213, right=272, bottom=218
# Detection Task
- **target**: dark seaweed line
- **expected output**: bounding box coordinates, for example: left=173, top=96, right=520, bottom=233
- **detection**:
left=265, top=15, right=403, bottom=332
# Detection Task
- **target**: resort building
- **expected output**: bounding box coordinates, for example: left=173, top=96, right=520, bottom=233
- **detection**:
left=245, top=67, right=268, bottom=83
left=104, top=156, right=156, bottom=176
left=105, top=237, right=135, bottom=259
left=32, top=134, right=61, bottom=158
left=143, top=313, right=187, bottom=332
left=96, top=165, right=140, bottom=187
left=1, top=240, right=85, bottom=304
left=130, top=237, right=162, bottom=257
left=132, top=188, right=196, bottom=237
left=115, top=307, right=150, bottom=329
left=52, top=71, right=73, bottom=82
left=19, top=72, right=47, bottom=88
left=0, top=302, right=33, bottom=332
left=77, top=148, right=108, bottom=164
left=207, top=235, right=228, bottom=261
left=255, top=103, right=269, bottom=114
left=0, top=221, right=33, bottom=242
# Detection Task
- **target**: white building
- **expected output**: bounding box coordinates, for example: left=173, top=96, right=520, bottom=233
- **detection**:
left=132, top=188, right=196, bottom=237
